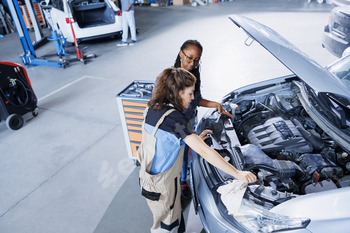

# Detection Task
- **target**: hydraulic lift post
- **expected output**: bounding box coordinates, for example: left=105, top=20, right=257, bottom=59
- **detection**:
left=7, top=0, right=66, bottom=68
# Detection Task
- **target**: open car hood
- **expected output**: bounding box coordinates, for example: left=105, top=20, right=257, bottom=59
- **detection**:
left=228, top=15, right=350, bottom=99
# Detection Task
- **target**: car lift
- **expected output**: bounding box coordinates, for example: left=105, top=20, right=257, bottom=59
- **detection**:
left=66, top=17, right=96, bottom=64
left=40, top=5, right=96, bottom=65
left=7, top=0, right=67, bottom=68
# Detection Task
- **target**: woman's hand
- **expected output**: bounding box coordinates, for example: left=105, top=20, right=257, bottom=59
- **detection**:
left=234, top=171, right=257, bottom=184
left=199, top=99, right=234, bottom=118
left=199, top=129, right=212, bottom=141
left=184, top=134, right=257, bottom=184
left=217, top=103, right=234, bottom=119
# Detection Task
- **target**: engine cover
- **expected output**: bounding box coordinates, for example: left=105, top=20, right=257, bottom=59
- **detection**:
left=247, top=117, right=312, bottom=154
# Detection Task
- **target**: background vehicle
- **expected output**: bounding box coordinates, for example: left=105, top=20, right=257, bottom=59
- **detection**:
left=332, top=0, right=350, bottom=7
left=41, top=0, right=122, bottom=43
left=190, top=14, right=350, bottom=233
left=322, top=5, right=350, bottom=57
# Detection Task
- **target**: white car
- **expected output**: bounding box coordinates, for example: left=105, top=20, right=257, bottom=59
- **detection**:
left=41, top=0, right=122, bottom=43
left=189, top=14, right=350, bottom=233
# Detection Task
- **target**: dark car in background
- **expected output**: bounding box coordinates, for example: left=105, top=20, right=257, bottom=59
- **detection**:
left=322, top=5, right=350, bottom=57
left=332, top=0, right=350, bottom=7
left=189, top=14, right=350, bottom=233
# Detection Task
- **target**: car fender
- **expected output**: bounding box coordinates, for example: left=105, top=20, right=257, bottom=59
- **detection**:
left=342, top=46, right=350, bottom=57
left=270, top=187, right=350, bottom=233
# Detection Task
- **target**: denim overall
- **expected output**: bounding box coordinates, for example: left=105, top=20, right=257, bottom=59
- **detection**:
left=138, top=107, right=185, bottom=233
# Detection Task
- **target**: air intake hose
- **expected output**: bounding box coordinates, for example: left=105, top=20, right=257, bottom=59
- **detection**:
left=291, top=118, right=325, bottom=151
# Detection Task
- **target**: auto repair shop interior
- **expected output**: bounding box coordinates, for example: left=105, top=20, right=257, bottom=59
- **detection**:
left=0, top=0, right=345, bottom=232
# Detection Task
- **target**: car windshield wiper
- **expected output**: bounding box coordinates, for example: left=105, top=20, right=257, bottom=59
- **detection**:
left=325, top=93, right=350, bottom=129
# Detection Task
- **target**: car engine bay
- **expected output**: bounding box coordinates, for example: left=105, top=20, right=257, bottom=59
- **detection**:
left=198, top=76, right=350, bottom=210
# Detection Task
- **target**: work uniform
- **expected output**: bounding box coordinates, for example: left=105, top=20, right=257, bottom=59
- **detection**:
left=138, top=106, right=192, bottom=233
left=181, top=91, right=202, bottom=184
left=120, top=0, right=137, bottom=43
left=172, top=63, right=202, bottom=185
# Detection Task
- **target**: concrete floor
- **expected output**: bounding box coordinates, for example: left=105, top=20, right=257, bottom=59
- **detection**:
left=0, top=0, right=336, bottom=232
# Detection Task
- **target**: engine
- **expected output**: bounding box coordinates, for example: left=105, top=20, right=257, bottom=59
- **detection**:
left=199, top=79, right=350, bottom=200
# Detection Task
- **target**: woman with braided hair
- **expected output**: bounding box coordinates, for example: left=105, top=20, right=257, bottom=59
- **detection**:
left=174, top=40, right=234, bottom=198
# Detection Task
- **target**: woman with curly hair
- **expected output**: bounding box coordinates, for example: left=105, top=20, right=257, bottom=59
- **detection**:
left=137, top=67, right=256, bottom=233
left=174, top=39, right=234, bottom=198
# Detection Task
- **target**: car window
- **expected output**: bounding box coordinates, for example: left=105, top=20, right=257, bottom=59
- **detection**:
left=52, top=0, right=64, bottom=11
left=327, top=55, right=350, bottom=90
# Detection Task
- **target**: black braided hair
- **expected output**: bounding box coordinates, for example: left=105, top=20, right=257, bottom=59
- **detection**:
left=174, top=40, right=203, bottom=94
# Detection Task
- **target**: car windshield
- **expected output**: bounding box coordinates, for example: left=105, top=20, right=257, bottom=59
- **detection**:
left=327, top=55, right=350, bottom=90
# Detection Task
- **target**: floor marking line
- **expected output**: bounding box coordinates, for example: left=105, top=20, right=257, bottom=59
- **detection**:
left=38, top=76, right=89, bottom=101
left=38, top=75, right=117, bottom=102
left=85, top=76, right=118, bottom=81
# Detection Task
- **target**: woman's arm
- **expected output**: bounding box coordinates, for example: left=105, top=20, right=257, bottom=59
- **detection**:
left=199, top=98, right=234, bottom=118
left=183, top=134, right=256, bottom=184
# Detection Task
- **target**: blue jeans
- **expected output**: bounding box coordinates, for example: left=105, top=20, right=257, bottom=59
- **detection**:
left=181, top=145, right=190, bottom=183
left=122, top=11, right=137, bottom=42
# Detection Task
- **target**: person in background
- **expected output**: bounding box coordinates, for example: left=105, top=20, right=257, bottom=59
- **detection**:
left=137, top=67, right=256, bottom=233
left=174, top=39, right=234, bottom=199
left=115, top=0, right=137, bottom=46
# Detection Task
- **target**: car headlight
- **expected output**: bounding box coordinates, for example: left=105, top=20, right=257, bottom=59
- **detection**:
left=234, top=199, right=310, bottom=233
